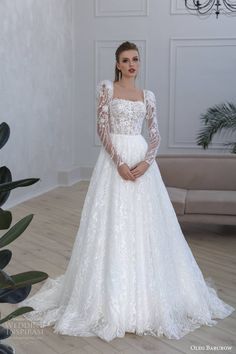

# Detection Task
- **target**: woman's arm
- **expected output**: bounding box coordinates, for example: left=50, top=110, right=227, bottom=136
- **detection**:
left=144, top=90, right=161, bottom=165
left=96, top=80, right=125, bottom=168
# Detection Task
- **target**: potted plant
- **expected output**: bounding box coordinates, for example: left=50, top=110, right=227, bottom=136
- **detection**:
left=196, top=102, right=236, bottom=153
left=0, top=122, right=48, bottom=354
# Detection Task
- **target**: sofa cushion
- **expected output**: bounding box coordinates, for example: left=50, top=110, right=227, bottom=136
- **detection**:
left=156, top=154, right=236, bottom=191
left=185, top=190, right=236, bottom=215
left=166, top=187, right=187, bottom=215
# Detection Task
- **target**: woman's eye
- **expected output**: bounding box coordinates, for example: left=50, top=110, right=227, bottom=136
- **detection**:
left=122, top=58, right=138, bottom=63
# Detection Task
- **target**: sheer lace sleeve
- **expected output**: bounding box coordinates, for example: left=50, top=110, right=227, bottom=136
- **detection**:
left=96, top=80, right=125, bottom=168
left=144, top=90, right=161, bottom=165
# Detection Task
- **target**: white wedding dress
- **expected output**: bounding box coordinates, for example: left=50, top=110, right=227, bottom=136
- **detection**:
left=18, top=79, right=235, bottom=342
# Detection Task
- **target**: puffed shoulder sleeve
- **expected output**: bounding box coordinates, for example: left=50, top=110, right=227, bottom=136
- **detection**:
left=144, top=90, right=161, bottom=165
left=96, top=80, right=125, bottom=168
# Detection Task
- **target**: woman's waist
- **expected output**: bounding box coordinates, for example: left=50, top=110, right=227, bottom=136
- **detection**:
left=109, top=132, right=147, bottom=147
left=110, top=132, right=142, bottom=137
left=108, top=133, right=148, bottom=163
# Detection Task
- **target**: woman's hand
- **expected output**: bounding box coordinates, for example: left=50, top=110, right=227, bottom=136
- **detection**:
left=117, top=161, right=150, bottom=181
left=130, top=161, right=150, bottom=178
left=117, top=163, right=136, bottom=181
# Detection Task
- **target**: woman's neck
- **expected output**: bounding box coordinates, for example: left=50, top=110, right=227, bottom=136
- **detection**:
left=116, top=78, right=136, bottom=89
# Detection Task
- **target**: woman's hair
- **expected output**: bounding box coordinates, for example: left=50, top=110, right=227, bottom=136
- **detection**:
left=114, top=41, right=140, bottom=82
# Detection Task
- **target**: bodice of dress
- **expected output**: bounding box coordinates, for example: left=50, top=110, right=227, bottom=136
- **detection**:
left=96, top=79, right=161, bottom=168
left=109, top=98, right=146, bottom=135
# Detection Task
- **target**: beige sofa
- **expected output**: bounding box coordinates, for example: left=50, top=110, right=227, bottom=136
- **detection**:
left=156, top=154, right=236, bottom=225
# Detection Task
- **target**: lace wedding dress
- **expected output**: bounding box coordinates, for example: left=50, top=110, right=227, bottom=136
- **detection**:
left=18, top=79, right=235, bottom=342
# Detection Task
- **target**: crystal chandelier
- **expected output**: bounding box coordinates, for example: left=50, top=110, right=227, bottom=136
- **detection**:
left=185, top=0, right=236, bottom=18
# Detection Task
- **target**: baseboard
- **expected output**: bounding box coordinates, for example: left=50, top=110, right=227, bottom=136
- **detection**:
left=57, top=165, right=93, bottom=186
left=3, top=165, right=93, bottom=210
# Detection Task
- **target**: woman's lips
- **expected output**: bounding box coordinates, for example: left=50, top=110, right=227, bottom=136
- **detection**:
left=129, top=68, right=135, bottom=73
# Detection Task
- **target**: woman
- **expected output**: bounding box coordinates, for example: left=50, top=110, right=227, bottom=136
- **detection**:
left=19, top=41, right=235, bottom=342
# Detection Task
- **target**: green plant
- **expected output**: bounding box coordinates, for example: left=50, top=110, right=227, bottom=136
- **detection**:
left=0, top=122, right=48, bottom=354
left=196, top=102, right=236, bottom=153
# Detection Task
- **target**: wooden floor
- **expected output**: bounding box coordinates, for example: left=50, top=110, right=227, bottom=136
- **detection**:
left=2, top=181, right=236, bottom=354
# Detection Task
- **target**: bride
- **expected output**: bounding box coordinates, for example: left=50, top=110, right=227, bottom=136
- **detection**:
left=18, top=41, right=235, bottom=342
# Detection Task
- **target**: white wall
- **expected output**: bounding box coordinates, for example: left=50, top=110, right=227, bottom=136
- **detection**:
left=0, top=0, right=73, bottom=208
left=1, top=0, right=236, bottom=208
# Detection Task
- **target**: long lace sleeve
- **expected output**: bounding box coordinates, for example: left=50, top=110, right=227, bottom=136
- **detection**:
left=144, top=90, right=161, bottom=165
left=96, top=80, right=125, bottom=168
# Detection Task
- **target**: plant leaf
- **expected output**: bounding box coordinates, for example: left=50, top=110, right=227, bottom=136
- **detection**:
left=0, top=270, right=48, bottom=289
left=0, top=214, right=34, bottom=248
left=0, top=343, right=14, bottom=354
left=0, top=167, right=12, bottom=207
left=0, top=122, right=10, bottom=150
left=0, top=325, right=12, bottom=339
left=0, top=250, right=12, bottom=270
left=10, top=271, right=48, bottom=288
left=0, top=269, right=15, bottom=288
left=196, top=102, right=236, bottom=151
left=0, top=285, right=31, bottom=303
left=0, top=306, right=34, bottom=324
left=0, top=209, right=12, bottom=230
left=0, top=178, right=40, bottom=193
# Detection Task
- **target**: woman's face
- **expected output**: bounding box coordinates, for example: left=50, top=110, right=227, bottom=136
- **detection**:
left=116, top=50, right=140, bottom=79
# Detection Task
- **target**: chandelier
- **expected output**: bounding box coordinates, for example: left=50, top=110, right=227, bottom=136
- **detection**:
left=185, top=1, right=236, bottom=18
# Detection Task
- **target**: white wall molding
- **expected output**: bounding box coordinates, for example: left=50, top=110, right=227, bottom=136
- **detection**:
left=170, top=0, right=188, bottom=15
left=95, top=0, right=149, bottom=17
left=168, top=37, right=236, bottom=148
